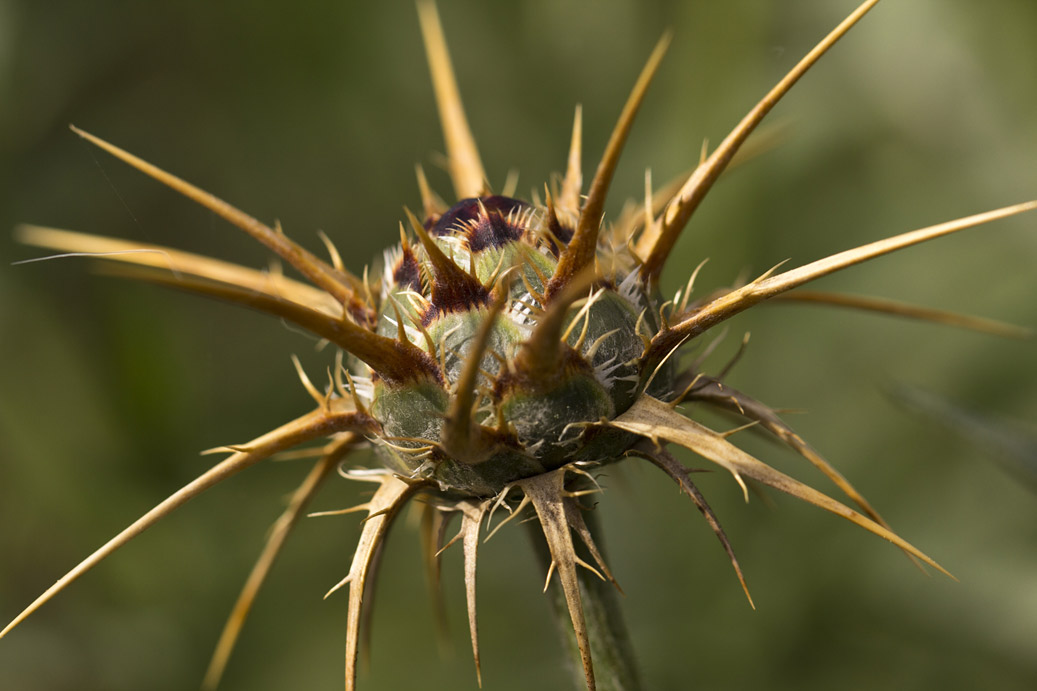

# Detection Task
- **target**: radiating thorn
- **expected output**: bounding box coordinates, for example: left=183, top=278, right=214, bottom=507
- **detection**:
left=333, top=350, right=349, bottom=400
left=641, top=330, right=692, bottom=397
left=637, top=0, right=884, bottom=281
left=573, top=555, right=605, bottom=582
left=648, top=200, right=1037, bottom=363
left=719, top=420, right=761, bottom=439
left=612, top=395, right=955, bottom=578
left=686, top=376, right=924, bottom=568
left=690, top=327, right=729, bottom=371
left=716, top=332, right=751, bottom=382
left=484, top=492, right=531, bottom=542
left=339, top=475, right=426, bottom=691
left=16, top=225, right=344, bottom=318
left=542, top=560, right=557, bottom=593
left=770, top=290, right=1034, bottom=339
left=501, top=168, right=520, bottom=198
left=308, top=502, right=374, bottom=519
left=316, top=230, right=344, bottom=273
left=292, top=355, right=328, bottom=409
left=436, top=500, right=492, bottom=687
left=633, top=308, right=652, bottom=350
left=752, top=259, right=791, bottom=284
left=202, top=434, right=357, bottom=690
left=324, top=574, right=353, bottom=600
left=676, top=259, right=710, bottom=314
left=559, top=104, right=584, bottom=217
left=76, top=246, right=438, bottom=385
left=563, top=500, right=623, bottom=595
left=560, top=285, right=603, bottom=344
left=584, top=329, right=621, bottom=363
left=520, top=470, right=596, bottom=690
left=547, top=33, right=672, bottom=300
left=417, top=0, right=487, bottom=199
left=342, top=369, right=370, bottom=417
left=632, top=447, right=754, bottom=608
left=0, top=404, right=373, bottom=642
left=386, top=298, right=410, bottom=345
left=66, top=126, right=363, bottom=303
left=415, top=163, right=447, bottom=220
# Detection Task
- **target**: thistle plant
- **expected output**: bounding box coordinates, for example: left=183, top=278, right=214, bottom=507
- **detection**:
left=4, top=1, right=1035, bottom=690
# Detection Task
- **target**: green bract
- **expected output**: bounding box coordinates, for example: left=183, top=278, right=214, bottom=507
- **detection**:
left=369, top=195, right=664, bottom=495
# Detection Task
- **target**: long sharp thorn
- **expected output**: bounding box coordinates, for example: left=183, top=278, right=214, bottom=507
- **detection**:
left=559, top=104, right=584, bottom=217
left=417, top=0, right=487, bottom=199
left=0, top=405, right=371, bottom=642
left=635, top=448, right=753, bottom=608
left=415, top=163, right=447, bottom=219
left=649, top=201, right=1037, bottom=362
left=67, top=125, right=362, bottom=303
left=686, top=378, right=926, bottom=570
left=343, top=476, right=424, bottom=691
left=563, top=501, right=622, bottom=594
left=547, top=33, right=671, bottom=299
left=420, top=505, right=451, bottom=648
left=95, top=259, right=439, bottom=386
left=637, top=0, right=883, bottom=282
left=521, top=471, right=596, bottom=690
left=202, top=434, right=357, bottom=691
left=459, top=501, right=489, bottom=687
left=16, top=225, right=344, bottom=318
left=612, top=395, right=955, bottom=578
left=770, top=290, right=1033, bottom=339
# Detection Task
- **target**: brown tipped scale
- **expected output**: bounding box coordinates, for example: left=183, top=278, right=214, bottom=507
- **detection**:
left=546, top=33, right=671, bottom=299
left=67, top=125, right=364, bottom=304
left=405, top=208, right=490, bottom=314
left=647, top=201, right=1037, bottom=364
left=202, top=433, right=360, bottom=691
left=417, top=0, right=487, bottom=199
left=0, top=404, right=376, bottom=643
left=636, top=0, right=883, bottom=282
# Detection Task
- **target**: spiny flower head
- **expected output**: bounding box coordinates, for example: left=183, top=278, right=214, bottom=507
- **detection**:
left=4, top=1, right=1034, bottom=690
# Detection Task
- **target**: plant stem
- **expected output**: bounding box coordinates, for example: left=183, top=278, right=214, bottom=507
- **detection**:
left=526, top=509, right=641, bottom=691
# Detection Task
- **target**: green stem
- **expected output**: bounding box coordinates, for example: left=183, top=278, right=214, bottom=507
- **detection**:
left=526, top=510, right=641, bottom=691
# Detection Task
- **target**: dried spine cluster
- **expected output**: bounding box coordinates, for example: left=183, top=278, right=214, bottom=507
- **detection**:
left=4, top=1, right=1035, bottom=690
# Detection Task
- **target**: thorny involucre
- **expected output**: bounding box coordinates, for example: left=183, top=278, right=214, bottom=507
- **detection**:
left=5, top=1, right=1035, bottom=690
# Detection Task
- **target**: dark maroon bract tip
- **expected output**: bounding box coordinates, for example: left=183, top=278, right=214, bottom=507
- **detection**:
left=430, top=195, right=531, bottom=250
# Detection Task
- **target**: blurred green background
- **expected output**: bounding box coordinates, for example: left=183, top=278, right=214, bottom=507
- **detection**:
left=2, top=1, right=1036, bottom=689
